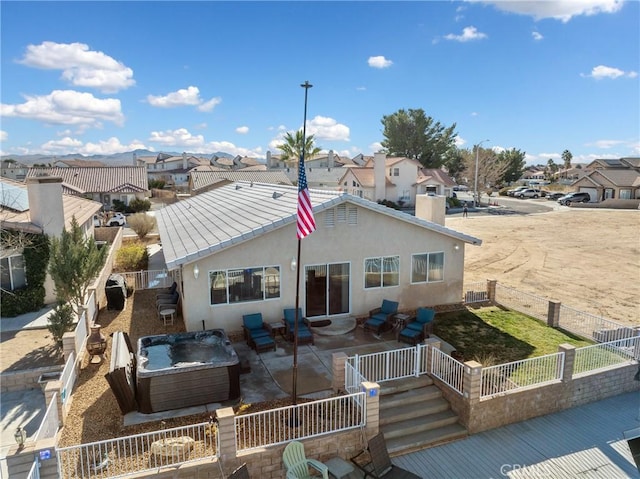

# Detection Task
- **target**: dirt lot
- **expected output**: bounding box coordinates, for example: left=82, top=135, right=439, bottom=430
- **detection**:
left=447, top=207, right=639, bottom=325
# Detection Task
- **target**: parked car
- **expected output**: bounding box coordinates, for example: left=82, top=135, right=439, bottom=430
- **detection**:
left=557, top=191, right=591, bottom=205
left=516, top=188, right=544, bottom=199
left=546, top=192, right=565, bottom=201
left=106, top=212, right=126, bottom=227
left=507, top=186, right=528, bottom=197
left=453, top=185, right=469, bottom=191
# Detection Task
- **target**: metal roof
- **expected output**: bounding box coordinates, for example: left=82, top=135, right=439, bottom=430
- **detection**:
left=26, top=166, right=148, bottom=194
left=156, top=181, right=481, bottom=270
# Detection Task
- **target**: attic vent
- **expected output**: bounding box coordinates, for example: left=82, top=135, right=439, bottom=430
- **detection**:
left=337, top=204, right=347, bottom=222
left=272, top=191, right=283, bottom=199
left=235, top=185, right=242, bottom=190
left=325, top=208, right=335, bottom=228
left=348, top=206, right=358, bottom=225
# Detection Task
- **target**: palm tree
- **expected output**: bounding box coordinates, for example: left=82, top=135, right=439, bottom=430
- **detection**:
left=561, top=149, right=573, bottom=180
left=277, top=130, right=322, bottom=166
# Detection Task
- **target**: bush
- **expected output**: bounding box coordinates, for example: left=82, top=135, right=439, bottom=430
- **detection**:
left=47, top=302, right=74, bottom=347
left=112, top=199, right=127, bottom=212
left=0, top=286, right=46, bottom=317
left=115, top=242, right=149, bottom=271
left=127, top=213, right=157, bottom=240
left=149, top=179, right=166, bottom=189
left=127, top=198, right=152, bottom=213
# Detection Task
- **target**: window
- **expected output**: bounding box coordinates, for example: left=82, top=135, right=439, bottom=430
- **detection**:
left=209, top=266, right=280, bottom=305
left=1, top=255, right=26, bottom=291
left=620, top=189, right=632, bottom=199
left=411, top=252, right=444, bottom=283
left=393, top=168, right=400, bottom=177
left=364, top=255, right=399, bottom=288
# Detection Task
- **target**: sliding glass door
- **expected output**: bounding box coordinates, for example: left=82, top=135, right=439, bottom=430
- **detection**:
left=304, top=262, right=350, bottom=317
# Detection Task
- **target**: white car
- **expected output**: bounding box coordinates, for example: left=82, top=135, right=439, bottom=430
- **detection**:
left=106, top=213, right=126, bottom=227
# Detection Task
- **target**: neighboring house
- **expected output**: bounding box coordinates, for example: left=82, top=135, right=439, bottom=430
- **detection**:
left=53, top=159, right=106, bottom=168
left=521, top=168, right=546, bottom=181
left=416, top=168, right=457, bottom=198
left=1, top=176, right=102, bottom=304
left=0, top=160, right=29, bottom=181
left=26, top=166, right=149, bottom=210
left=211, top=155, right=262, bottom=170
left=136, top=152, right=209, bottom=189
left=571, top=157, right=640, bottom=201
left=156, top=181, right=481, bottom=332
left=189, top=167, right=293, bottom=194
left=266, top=150, right=355, bottom=169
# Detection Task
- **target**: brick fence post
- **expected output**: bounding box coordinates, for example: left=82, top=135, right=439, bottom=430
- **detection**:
left=216, top=407, right=237, bottom=475
left=462, top=361, right=482, bottom=402
left=332, top=352, right=348, bottom=394
left=559, top=343, right=576, bottom=383
left=487, top=280, right=497, bottom=302
left=548, top=301, right=561, bottom=328
left=361, top=381, right=380, bottom=440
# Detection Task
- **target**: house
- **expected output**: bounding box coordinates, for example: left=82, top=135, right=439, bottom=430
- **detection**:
left=1, top=176, right=102, bottom=305
left=265, top=150, right=356, bottom=169
left=52, top=159, right=106, bottom=168
left=0, top=160, right=29, bottom=181
left=416, top=168, right=457, bottom=198
left=189, top=166, right=293, bottom=194
left=26, top=166, right=148, bottom=210
left=571, top=157, right=640, bottom=201
left=135, top=152, right=209, bottom=189
left=156, top=181, right=481, bottom=333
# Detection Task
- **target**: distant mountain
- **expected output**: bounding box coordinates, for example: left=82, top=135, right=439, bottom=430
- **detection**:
left=0, top=150, right=235, bottom=166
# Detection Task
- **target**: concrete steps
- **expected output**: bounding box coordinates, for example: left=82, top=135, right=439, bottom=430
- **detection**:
left=378, top=376, right=468, bottom=455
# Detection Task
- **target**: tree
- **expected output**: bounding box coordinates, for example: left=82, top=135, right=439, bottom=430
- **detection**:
left=546, top=158, right=559, bottom=181
left=277, top=131, right=321, bottom=165
left=127, top=213, right=156, bottom=240
left=49, top=217, right=107, bottom=319
left=47, top=302, right=74, bottom=348
left=444, top=149, right=466, bottom=181
left=496, top=148, right=527, bottom=185
left=380, top=108, right=457, bottom=168
left=461, top=147, right=509, bottom=205
left=561, top=149, right=573, bottom=179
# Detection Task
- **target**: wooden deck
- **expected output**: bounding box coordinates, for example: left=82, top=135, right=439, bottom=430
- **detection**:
left=391, top=391, right=639, bottom=478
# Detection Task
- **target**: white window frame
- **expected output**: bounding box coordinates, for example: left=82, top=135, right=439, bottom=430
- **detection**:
left=209, top=265, right=280, bottom=305
left=364, top=255, right=400, bottom=289
left=410, top=252, right=445, bottom=284
left=1, top=254, right=27, bottom=291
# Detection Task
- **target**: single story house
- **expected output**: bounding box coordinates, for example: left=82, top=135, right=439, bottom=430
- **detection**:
left=572, top=169, right=640, bottom=201
left=189, top=166, right=292, bottom=194
left=156, top=181, right=481, bottom=333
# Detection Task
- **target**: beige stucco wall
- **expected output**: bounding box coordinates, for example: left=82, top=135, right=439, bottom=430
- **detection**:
left=179, top=203, right=467, bottom=332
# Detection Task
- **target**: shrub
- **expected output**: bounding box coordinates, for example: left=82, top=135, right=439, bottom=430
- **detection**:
left=47, top=302, right=75, bottom=347
left=149, top=179, right=166, bottom=189
left=127, top=213, right=157, bottom=240
left=115, top=242, right=149, bottom=271
left=127, top=198, right=152, bottom=213
left=1, top=286, right=46, bottom=317
left=112, top=199, right=127, bottom=212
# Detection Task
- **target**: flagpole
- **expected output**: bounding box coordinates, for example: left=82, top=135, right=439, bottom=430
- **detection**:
left=293, top=80, right=312, bottom=407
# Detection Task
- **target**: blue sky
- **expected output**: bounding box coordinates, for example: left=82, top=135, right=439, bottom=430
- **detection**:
left=1, top=1, right=638, bottom=165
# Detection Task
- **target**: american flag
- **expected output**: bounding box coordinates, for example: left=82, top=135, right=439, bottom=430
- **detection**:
left=297, top=154, right=316, bottom=239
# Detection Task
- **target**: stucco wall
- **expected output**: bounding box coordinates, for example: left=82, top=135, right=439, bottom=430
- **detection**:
left=180, top=203, right=467, bottom=332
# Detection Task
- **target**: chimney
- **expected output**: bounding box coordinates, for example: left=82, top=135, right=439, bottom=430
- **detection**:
left=374, top=151, right=386, bottom=201
left=182, top=152, right=188, bottom=170
left=27, top=176, right=65, bottom=238
left=133, top=152, right=138, bottom=166
left=328, top=150, right=334, bottom=169
left=266, top=150, right=272, bottom=168
left=415, top=194, right=446, bottom=226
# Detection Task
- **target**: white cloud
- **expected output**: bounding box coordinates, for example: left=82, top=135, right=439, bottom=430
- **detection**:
left=592, top=139, right=624, bottom=148
left=356, top=86, right=367, bottom=91
left=307, top=116, right=350, bottom=142
left=455, top=136, right=467, bottom=148
left=1, top=90, right=124, bottom=127
left=40, top=136, right=147, bottom=155
left=444, top=26, right=488, bottom=42
left=532, top=31, right=544, bottom=41
left=368, top=56, right=393, bottom=68
left=369, top=141, right=383, bottom=153
left=146, top=86, right=222, bottom=111
left=236, top=126, right=249, bottom=134
left=584, top=65, right=637, bottom=79
left=148, top=128, right=206, bottom=147
left=0, top=130, right=7, bottom=142
left=18, top=41, right=135, bottom=93
left=480, top=0, right=624, bottom=23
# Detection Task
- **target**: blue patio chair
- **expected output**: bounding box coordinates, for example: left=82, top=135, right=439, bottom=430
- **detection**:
left=364, top=299, right=399, bottom=335
left=283, top=308, right=314, bottom=345
left=242, top=313, right=275, bottom=352
left=398, top=307, right=435, bottom=345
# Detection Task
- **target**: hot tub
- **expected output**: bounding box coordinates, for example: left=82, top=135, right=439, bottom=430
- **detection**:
left=136, top=329, right=240, bottom=413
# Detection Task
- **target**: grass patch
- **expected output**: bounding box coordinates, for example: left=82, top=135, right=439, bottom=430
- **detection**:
left=434, top=306, right=592, bottom=364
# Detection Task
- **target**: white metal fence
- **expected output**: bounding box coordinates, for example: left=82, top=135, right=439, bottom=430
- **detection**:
left=480, top=353, right=564, bottom=399
left=26, top=459, right=40, bottom=479
left=35, top=393, right=59, bottom=442
left=234, top=392, right=366, bottom=452
left=345, top=360, right=366, bottom=395
left=494, top=284, right=548, bottom=321
left=574, top=336, right=640, bottom=377
left=346, top=347, right=427, bottom=386
left=60, top=352, right=76, bottom=405
left=463, top=281, right=489, bottom=304
left=120, top=269, right=180, bottom=291
left=559, top=304, right=638, bottom=343
left=57, top=421, right=216, bottom=479
left=430, top=348, right=465, bottom=395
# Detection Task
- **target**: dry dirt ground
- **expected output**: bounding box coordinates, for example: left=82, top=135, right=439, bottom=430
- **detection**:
left=446, top=207, right=639, bottom=325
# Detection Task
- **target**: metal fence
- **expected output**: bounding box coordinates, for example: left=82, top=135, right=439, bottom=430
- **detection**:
left=494, top=284, right=548, bottom=321
left=120, top=269, right=180, bottom=291
left=463, top=281, right=489, bottom=304
left=234, top=392, right=366, bottom=452
left=430, top=348, right=465, bottom=395
left=347, top=347, right=427, bottom=386
left=60, top=352, right=76, bottom=405
left=345, top=360, right=366, bottom=395
left=559, top=304, right=638, bottom=343
left=57, top=421, right=216, bottom=479
left=35, top=393, right=59, bottom=442
left=480, top=353, right=564, bottom=399
left=574, top=336, right=640, bottom=377
left=26, top=459, right=40, bottom=479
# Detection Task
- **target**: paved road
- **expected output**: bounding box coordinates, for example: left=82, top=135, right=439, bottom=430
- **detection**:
left=451, top=192, right=559, bottom=216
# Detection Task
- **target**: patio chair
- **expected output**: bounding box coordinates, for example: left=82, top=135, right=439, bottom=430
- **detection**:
left=227, top=463, right=250, bottom=479
left=283, top=308, right=314, bottom=345
left=156, top=290, right=179, bottom=305
left=283, top=441, right=329, bottom=479
left=158, top=281, right=178, bottom=296
left=242, top=313, right=275, bottom=352
left=364, top=299, right=398, bottom=335
left=350, top=433, right=421, bottom=478
left=398, top=307, right=435, bottom=345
